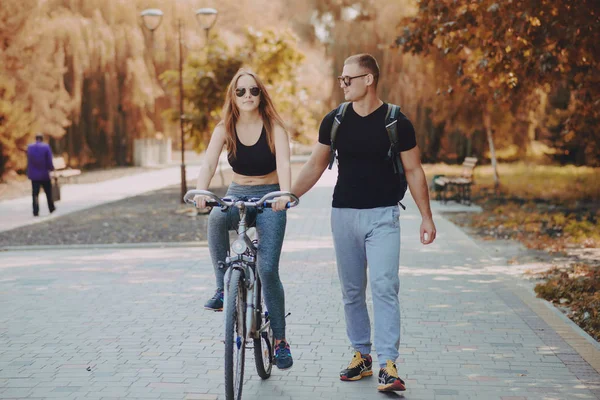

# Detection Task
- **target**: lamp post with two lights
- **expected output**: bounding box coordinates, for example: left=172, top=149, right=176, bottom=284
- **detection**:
left=140, top=6, right=218, bottom=202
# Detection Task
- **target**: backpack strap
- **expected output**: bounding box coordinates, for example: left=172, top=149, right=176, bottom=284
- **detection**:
left=328, top=102, right=350, bottom=170
left=386, top=104, right=409, bottom=210
left=385, top=104, right=405, bottom=175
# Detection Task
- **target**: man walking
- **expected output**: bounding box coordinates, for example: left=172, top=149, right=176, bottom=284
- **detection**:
left=27, top=133, right=56, bottom=217
left=291, top=54, right=436, bottom=392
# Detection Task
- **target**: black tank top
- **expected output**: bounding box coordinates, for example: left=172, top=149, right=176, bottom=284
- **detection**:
left=228, top=126, right=277, bottom=176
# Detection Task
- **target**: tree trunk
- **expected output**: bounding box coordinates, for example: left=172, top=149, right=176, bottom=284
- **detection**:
left=483, top=110, right=500, bottom=190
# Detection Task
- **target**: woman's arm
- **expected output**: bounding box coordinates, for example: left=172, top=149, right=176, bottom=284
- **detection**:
left=193, top=124, right=226, bottom=210
left=196, top=124, right=227, bottom=190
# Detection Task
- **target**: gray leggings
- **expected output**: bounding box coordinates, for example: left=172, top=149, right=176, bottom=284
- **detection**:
left=208, top=183, right=287, bottom=339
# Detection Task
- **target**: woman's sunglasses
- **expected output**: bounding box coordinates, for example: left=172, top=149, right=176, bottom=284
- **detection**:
left=235, top=86, right=261, bottom=97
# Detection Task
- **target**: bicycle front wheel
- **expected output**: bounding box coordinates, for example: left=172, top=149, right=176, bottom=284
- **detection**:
left=225, top=268, right=246, bottom=400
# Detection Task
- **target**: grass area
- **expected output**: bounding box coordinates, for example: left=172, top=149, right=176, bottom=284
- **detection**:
left=426, top=162, right=600, bottom=342
left=424, top=162, right=600, bottom=203
left=425, top=162, right=600, bottom=251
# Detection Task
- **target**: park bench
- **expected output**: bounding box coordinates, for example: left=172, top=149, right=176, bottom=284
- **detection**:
left=50, top=157, right=81, bottom=201
left=52, top=157, right=81, bottom=180
left=433, top=157, right=478, bottom=206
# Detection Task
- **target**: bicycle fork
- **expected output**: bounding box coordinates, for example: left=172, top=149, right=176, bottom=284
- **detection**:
left=244, top=268, right=257, bottom=339
left=223, top=262, right=259, bottom=341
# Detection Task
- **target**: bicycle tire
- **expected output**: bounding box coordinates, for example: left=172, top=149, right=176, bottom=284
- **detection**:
left=253, top=280, right=273, bottom=379
left=224, top=268, right=245, bottom=400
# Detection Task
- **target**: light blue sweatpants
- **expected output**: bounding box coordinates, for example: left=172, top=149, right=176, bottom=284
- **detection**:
left=331, top=206, right=401, bottom=368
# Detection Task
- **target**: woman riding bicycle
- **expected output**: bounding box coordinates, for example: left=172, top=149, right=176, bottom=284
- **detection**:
left=193, top=69, right=293, bottom=370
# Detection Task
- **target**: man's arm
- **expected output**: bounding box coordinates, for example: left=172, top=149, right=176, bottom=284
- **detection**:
left=291, top=143, right=331, bottom=198
left=46, top=145, right=54, bottom=171
left=273, top=124, right=291, bottom=193
left=400, top=146, right=436, bottom=244
left=272, top=124, right=292, bottom=212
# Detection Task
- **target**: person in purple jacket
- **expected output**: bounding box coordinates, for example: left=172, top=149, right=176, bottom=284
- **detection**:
left=27, top=133, right=56, bottom=217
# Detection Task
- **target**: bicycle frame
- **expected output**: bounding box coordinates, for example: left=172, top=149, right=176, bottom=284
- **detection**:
left=183, top=188, right=299, bottom=397
left=183, top=189, right=297, bottom=339
left=221, top=201, right=265, bottom=340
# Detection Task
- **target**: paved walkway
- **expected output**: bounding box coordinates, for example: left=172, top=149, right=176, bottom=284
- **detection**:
left=0, top=165, right=201, bottom=234
left=0, top=170, right=599, bottom=399
left=0, top=154, right=313, bottom=234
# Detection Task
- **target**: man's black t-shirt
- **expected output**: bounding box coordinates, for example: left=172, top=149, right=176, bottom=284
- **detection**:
left=318, top=103, right=417, bottom=209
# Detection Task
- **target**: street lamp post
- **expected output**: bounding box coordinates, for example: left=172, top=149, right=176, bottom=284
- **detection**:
left=141, top=6, right=218, bottom=202
left=196, top=8, right=218, bottom=42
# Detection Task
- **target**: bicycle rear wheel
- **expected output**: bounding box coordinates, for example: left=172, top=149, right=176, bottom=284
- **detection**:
left=253, top=280, right=274, bottom=379
left=224, top=268, right=246, bottom=400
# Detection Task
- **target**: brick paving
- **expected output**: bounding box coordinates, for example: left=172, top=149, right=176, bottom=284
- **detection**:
left=0, top=170, right=598, bottom=399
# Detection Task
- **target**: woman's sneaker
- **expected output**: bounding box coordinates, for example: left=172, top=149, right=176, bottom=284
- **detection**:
left=274, top=340, right=293, bottom=370
left=377, top=360, right=406, bottom=392
left=340, top=351, right=373, bottom=381
left=203, top=289, right=224, bottom=311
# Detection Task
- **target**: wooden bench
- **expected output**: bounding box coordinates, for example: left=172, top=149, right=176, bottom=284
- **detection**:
left=50, top=157, right=81, bottom=201
left=51, top=157, right=82, bottom=180
left=433, top=157, right=478, bottom=205
left=49, top=157, right=81, bottom=202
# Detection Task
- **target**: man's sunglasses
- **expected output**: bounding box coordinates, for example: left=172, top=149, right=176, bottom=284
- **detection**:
left=235, top=86, right=261, bottom=97
left=337, top=73, right=369, bottom=86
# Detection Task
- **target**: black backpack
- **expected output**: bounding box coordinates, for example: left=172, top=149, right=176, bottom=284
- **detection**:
left=327, top=102, right=408, bottom=208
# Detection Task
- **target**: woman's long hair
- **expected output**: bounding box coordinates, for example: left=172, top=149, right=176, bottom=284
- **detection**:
left=221, top=69, right=286, bottom=159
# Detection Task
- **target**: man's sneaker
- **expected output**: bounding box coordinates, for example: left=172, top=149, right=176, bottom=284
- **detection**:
left=203, top=289, right=223, bottom=311
left=274, top=340, right=293, bottom=370
left=340, top=351, right=373, bottom=381
left=377, top=360, right=406, bottom=392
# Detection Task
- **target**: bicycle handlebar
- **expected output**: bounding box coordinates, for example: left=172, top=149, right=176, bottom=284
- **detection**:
left=183, top=189, right=300, bottom=209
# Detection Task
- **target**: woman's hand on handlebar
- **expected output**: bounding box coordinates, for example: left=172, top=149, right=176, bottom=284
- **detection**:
left=193, top=194, right=213, bottom=212
left=271, top=195, right=292, bottom=212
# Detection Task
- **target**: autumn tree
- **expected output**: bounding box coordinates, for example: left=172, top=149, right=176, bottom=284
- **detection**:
left=0, top=0, right=71, bottom=176
left=299, top=0, right=491, bottom=162
left=240, top=28, right=315, bottom=141
left=161, top=27, right=315, bottom=153
left=397, top=0, right=600, bottom=168
left=0, top=0, right=331, bottom=178
left=160, top=33, right=244, bottom=153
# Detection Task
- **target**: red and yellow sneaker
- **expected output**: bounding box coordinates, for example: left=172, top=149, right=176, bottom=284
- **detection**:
left=377, top=360, right=406, bottom=392
left=340, top=351, right=373, bottom=381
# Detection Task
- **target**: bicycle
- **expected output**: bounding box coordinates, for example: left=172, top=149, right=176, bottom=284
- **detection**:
left=183, top=189, right=299, bottom=400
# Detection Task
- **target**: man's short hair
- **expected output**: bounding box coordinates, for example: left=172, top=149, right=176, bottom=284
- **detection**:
left=35, top=133, right=43, bottom=141
left=344, top=54, right=380, bottom=86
